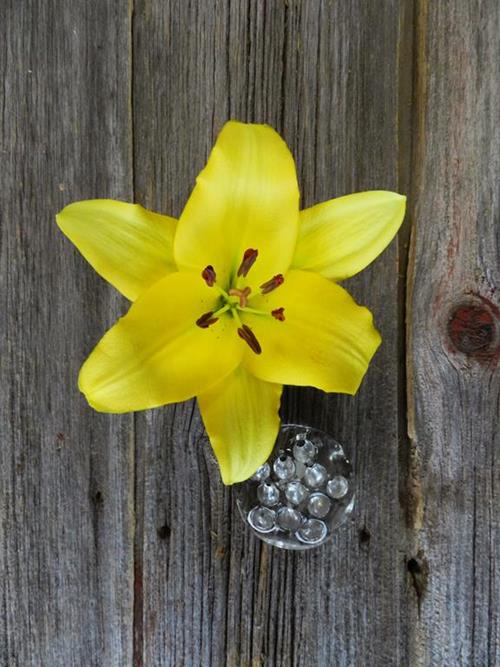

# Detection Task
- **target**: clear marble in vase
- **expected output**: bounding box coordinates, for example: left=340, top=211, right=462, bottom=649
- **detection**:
left=235, top=424, right=355, bottom=550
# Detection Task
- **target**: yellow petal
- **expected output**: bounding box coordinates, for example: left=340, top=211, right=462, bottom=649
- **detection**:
left=56, top=199, right=177, bottom=300
left=242, top=270, right=381, bottom=394
left=292, top=191, right=406, bottom=280
left=198, top=367, right=282, bottom=484
left=79, top=272, right=243, bottom=412
left=174, top=121, right=299, bottom=288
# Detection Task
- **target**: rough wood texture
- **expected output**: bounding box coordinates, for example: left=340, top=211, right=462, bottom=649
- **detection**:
left=132, top=1, right=408, bottom=666
left=1, top=1, right=498, bottom=666
left=0, top=2, right=134, bottom=665
left=406, top=1, right=500, bottom=665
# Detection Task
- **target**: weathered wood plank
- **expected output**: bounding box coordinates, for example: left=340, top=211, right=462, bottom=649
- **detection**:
left=3, top=0, right=498, bottom=665
left=406, top=1, right=500, bottom=665
left=132, top=2, right=409, bottom=665
left=0, top=2, right=134, bottom=665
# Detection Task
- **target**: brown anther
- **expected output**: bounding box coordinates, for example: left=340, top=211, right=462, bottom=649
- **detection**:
left=271, top=307, right=285, bottom=321
left=237, top=324, right=262, bottom=354
left=196, top=311, right=219, bottom=328
left=201, top=265, right=216, bottom=286
left=228, top=286, right=252, bottom=308
left=237, top=248, right=258, bottom=277
left=260, top=274, right=284, bottom=294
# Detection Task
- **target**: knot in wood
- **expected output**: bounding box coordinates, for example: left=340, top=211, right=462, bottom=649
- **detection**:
left=447, top=303, right=496, bottom=358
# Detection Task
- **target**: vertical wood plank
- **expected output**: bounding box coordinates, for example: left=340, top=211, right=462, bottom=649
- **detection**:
left=1, top=0, right=497, bottom=664
left=407, top=1, right=499, bottom=665
left=0, top=2, right=134, bottom=665
left=133, top=2, right=408, bottom=665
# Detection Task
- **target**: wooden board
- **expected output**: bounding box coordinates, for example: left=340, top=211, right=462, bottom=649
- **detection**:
left=1, top=0, right=498, bottom=665
left=406, top=1, right=500, bottom=665
left=132, top=1, right=408, bottom=665
left=0, top=2, right=134, bottom=665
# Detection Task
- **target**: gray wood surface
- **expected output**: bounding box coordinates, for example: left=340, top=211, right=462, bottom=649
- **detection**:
left=406, top=1, right=500, bottom=665
left=1, top=1, right=498, bottom=666
left=0, top=2, right=134, bottom=665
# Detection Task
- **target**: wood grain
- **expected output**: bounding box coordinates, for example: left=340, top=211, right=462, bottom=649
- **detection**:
left=406, top=1, right=500, bottom=665
left=0, top=2, right=134, bottom=665
left=1, top=0, right=498, bottom=665
left=132, top=1, right=409, bottom=665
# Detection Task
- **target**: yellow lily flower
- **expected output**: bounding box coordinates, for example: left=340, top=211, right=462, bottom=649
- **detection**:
left=56, top=121, right=406, bottom=484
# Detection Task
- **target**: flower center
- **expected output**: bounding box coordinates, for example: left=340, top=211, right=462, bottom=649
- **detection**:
left=195, top=248, right=286, bottom=354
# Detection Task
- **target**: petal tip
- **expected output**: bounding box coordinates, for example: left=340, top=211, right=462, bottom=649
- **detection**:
left=77, top=358, right=116, bottom=413
left=77, top=362, right=100, bottom=411
left=55, top=207, right=70, bottom=232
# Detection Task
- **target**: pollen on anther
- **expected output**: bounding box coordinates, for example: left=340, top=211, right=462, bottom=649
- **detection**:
left=237, top=248, right=258, bottom=277
left=237, top=324, right=262, bottom=354
left=196, top=311, right=218, bottom=328
left=260, top=274, right=284, bottom=294
left=271, top=307, right=285, bottom=321
left=201, top=265, right=216, bottom=286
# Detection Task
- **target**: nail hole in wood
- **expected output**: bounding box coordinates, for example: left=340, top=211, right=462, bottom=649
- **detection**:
left=407, top=557, right=421, bottom=574
left=406, top=552, right=429, bottom=608
left=359, top=526, right=371, bottom=545
left=157, top=524, right=170, bottom=540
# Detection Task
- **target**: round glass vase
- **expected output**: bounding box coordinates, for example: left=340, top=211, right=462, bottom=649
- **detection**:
left=235, top=424, right=355, bottom=550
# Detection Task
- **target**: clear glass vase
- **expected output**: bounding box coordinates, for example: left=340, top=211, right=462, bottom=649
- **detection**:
left=235, top=424, right=355, bottom=550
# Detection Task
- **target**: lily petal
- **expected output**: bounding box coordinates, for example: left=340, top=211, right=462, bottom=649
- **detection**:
left=243, top=270, right=381, bottom=394
left=174, top=121, right=299, bottom=287
left=79, top=272, right=243, bottom=412
left=57, top=199, right=177, bottom=300
left=292, top=191, right=406, bottom=280
left=198, top=367, right=282, bottom=484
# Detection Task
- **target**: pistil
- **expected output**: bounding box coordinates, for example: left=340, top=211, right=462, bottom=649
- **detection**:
left=197, top=254, right=283, bottom=346
left=228, top=286, right=251, bottom=308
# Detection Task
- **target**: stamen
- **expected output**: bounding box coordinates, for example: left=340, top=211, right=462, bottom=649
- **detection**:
left=271, top=307, right=285, bottom=321
left=201, top=265, right=216, bottom=286
left=196, top=311, right=219, bottom=328
left=237, top=248, right=258, bottom=277
left=229, top=286, right=252, bottom=308
left=238, top=324, right=262, bottom=354
left=260, top=274, right=284, bottom=294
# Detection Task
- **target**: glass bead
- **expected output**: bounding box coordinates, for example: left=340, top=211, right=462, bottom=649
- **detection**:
left=248, top=506, right=276, bottom=533
left=284, top=481, right=309, bottom=505
left=257, top=481, right=280, bottom=507
left=251, top=462, right=271, bottom=482
left=277, top=507, right=303, bottom=531
left=273, top=453, right=296, bottom=481
left=294, top=460, right=306, bottom=480
left=292, top=437, right=317, bottom=464
left=307, top=492, right=331, bottom=518
left=327, top=475, right=349, bottom=499
left=236, top=424, right=354, bottom=550
left=296, top=518, right=328, bottom=545
left=303, top=463, right=328, bottom=488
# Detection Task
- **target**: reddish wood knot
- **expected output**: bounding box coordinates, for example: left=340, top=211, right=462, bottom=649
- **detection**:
left=447, top=301, right=498, bottom=360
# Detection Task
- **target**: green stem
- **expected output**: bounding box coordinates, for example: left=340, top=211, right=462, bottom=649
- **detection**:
left=230, top=308, right=243, bottom=326
left=213, top=304, right=231, bottom=318
left=236, top=305, right=270, bottom=317
left=214, top=284, right=230, bottom=299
